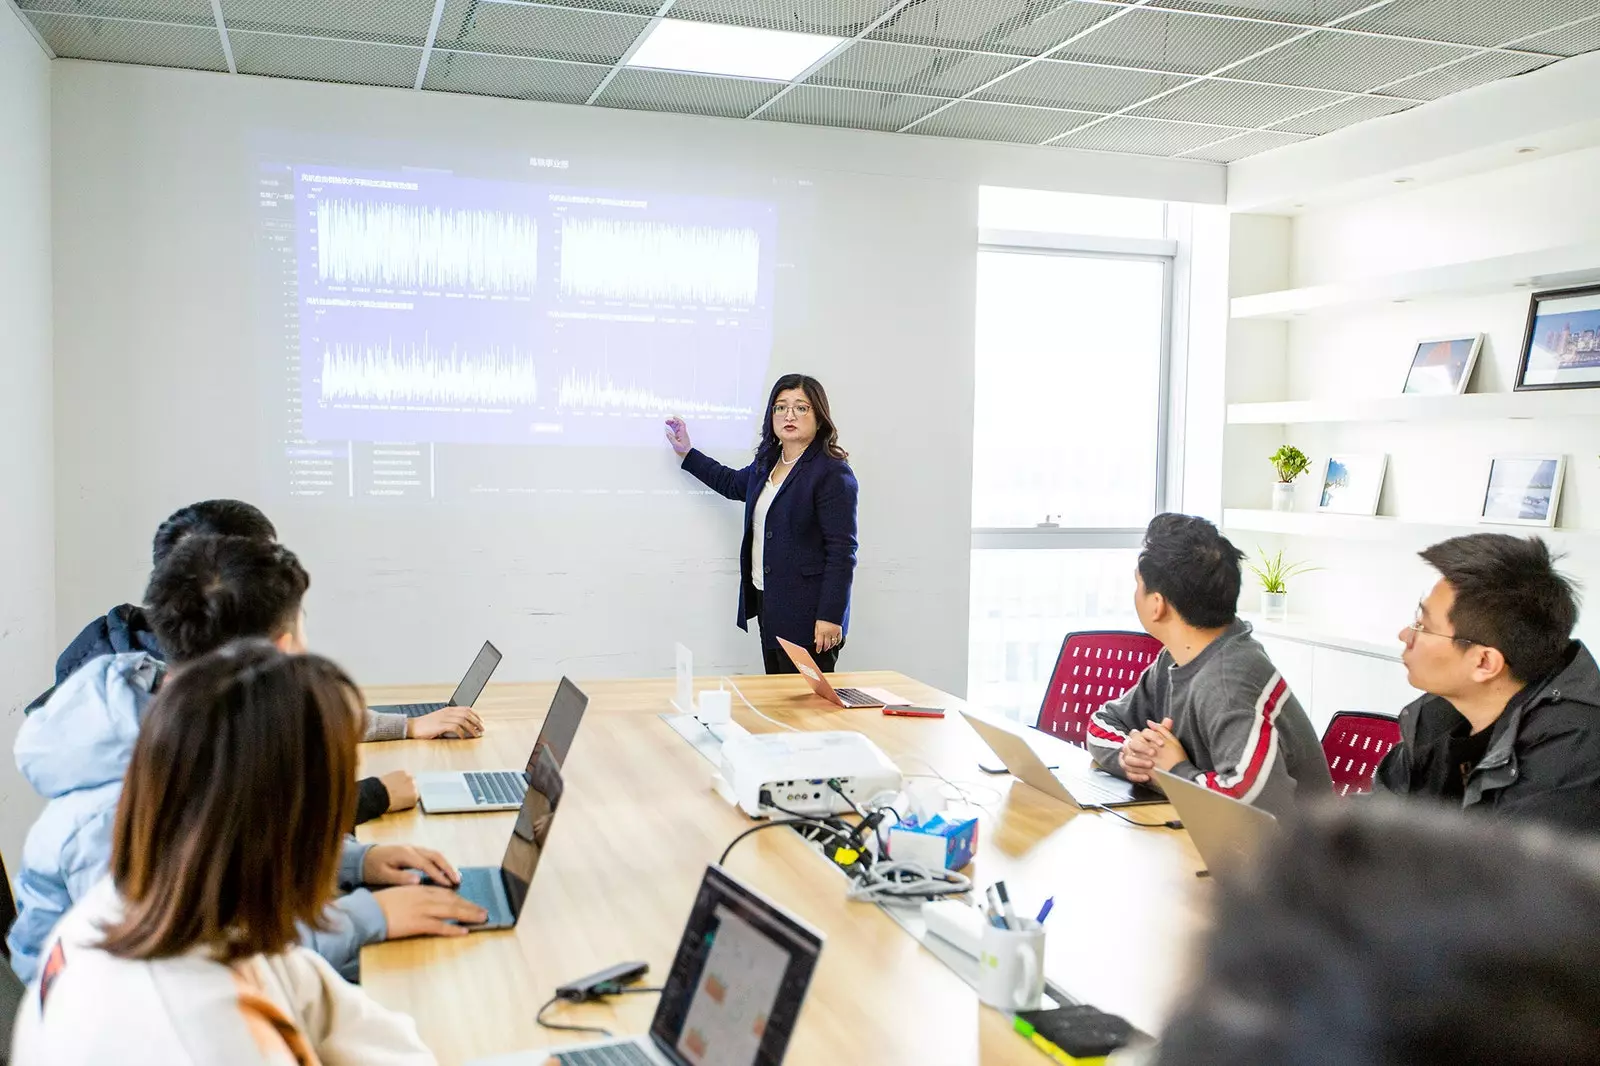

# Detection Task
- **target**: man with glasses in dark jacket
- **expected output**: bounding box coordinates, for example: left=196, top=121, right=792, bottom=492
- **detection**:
left=1378, top=533, right=1600, bottom=833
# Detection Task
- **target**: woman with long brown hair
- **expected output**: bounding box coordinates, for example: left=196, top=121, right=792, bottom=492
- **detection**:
left=12, top=640, right=435, bottom=1065
left=666, top=373, right=860, bottom=673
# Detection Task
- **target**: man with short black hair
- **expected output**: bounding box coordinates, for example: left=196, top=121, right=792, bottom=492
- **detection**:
left=1086, top=514, right=1332, bottom=816
left=32, top=499, right=479, bottom=744
left=1376, top=533, right=1600, bottom=832
left=10, top=535, right=488, bottom=983
left=29, top=499, right=276, bottom=709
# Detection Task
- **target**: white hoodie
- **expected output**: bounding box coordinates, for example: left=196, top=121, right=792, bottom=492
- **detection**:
left=11, top=880, right=435, bottom=1066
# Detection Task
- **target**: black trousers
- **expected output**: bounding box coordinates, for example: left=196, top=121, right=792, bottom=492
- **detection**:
left=751, top=589, right=842, bottom=675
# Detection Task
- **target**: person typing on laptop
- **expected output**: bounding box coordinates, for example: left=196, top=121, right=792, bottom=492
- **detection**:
left=11, top=641, right=437, bottom=1066
left=1085, top=514, right=1332, bottom=817
left=9, top=534, right=485, bottom=984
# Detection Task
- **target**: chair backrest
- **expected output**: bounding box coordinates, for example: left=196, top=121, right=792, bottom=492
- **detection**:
left=0, top=849, right=14, bottom=960
left=1036, top=630, right=1163, bottom=748
left=1322, top=711, right=1402, bottom=797
left=1, top=849, right=17, bottom=1065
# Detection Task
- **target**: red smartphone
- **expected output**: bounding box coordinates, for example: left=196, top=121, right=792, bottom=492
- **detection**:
left=882, top=705, right=945, bottom=718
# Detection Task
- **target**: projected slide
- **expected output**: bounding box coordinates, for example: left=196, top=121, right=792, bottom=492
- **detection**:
left=293, top=166, right=775, bottom=449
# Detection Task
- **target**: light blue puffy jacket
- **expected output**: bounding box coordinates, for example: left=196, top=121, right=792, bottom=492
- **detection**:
left=8, top=652, right=386, bottom=982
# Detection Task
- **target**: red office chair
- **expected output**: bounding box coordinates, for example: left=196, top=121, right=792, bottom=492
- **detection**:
left=1321, top=711, right=1402, bottom=797
left=1036, top=630, right=1163, bottom=748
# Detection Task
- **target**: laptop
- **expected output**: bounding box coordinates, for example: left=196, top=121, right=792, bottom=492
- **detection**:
left=1152, top=768, right=1279, bottom=882
left=447, top=743, right=566, bottom=931
left=961, top=710, right=1165, bottom=810
left=418, top=677, right=588, bottom=814
left=370, top=640, right=502, bottom=718
left=775, top=637, right=907, bottom=708
left=471, top=865, right=824, bottom=1066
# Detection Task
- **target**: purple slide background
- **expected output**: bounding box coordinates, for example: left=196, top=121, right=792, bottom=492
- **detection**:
left=294, top=167, right=775, bottom=448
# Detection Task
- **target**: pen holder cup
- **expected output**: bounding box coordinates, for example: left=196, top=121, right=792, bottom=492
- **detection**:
left=978, top=918, right=1046, bottom=1012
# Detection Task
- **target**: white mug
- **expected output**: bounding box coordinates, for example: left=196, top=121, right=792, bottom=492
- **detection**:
left=696, top=688, right=732, bottom=724
left=977, top=918, right=1046, bottom=1012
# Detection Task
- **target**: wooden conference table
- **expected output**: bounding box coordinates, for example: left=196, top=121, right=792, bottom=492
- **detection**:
left=357, top=672, right=1208, bottom=1066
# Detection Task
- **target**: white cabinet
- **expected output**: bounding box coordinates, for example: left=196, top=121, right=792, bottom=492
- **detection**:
left=1257, top=635, right=1417, bottom=737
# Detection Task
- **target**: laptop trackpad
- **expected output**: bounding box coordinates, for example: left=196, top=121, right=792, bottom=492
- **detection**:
left=419, top=775, right=475, bottom=811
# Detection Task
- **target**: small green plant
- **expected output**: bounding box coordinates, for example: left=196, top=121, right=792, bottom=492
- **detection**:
left=1270, top=445, right=1311, bottom=484
left=1248, top=548, right=1319, bottom=594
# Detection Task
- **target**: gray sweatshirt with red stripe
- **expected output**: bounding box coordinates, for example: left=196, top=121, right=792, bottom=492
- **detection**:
left=1086, top=619, right=1333, bottom=818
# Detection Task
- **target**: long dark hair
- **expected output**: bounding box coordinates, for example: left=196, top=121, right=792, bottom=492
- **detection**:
left=757, top=374, right=849, bottom=462
left=100, top=640, right=361, bottom=963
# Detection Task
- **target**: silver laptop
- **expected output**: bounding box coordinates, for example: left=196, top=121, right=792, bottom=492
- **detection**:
left=418, top=677, right=588, bottom=814
left=370, top=640, right=502, bottom=718
left=1153, top=768, right=1278, bottom=882
left=468, top=865, right=824, bottom=1066
left=961, top=710, right=1165, bottom=810
left=443, top=743, right=565, bottom=931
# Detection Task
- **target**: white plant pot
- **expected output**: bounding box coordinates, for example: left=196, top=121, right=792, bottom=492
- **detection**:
left=1271, top=481, right=1296, bottom=512
left=1261, top=591, right=1288, bottom=621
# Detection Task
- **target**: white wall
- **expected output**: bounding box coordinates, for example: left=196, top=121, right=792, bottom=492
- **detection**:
left=49, top=61, right=1222, bottom=698
left=1224, top=147, right=1600, bottom=714
left=0, top=8, right=53, bottom=877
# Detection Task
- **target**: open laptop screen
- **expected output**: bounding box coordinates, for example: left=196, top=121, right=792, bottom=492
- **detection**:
left=524, top=676, right=589, bottom=776
left=649, top=866, right=823, bottom=1066
left=448, top=641, right=503, bottom=707
left=500, top=743, right=564, bottom=919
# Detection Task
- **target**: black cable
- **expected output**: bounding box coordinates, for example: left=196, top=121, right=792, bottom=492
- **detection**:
left=719, top=817, right=852, bottom=865
left=536, top=995, right=613, bottom=1038
left=826, top=778, right=867, bottom=818
left=1096, top=804, right=1182, bottom=830
left=537, top=986, right=665, bottom=1038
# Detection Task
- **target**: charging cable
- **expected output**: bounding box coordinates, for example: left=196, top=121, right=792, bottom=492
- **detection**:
left=720, top=675, right=797, bottom=732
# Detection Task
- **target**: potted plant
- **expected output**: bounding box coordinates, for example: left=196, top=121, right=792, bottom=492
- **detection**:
left=1247, top=548, right=1318, bottom=622
left=1269, top=445, right=1310, bottom=512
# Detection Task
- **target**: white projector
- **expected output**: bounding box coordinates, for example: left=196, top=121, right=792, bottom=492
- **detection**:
left=719, top=730, right=903, bottom=818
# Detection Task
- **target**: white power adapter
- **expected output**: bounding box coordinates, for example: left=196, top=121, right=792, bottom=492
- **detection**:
left=696, top=686, right=732, bottom=725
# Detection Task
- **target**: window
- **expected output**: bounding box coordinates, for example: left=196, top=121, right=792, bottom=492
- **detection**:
left=968, top=189, right=1175, bottom=720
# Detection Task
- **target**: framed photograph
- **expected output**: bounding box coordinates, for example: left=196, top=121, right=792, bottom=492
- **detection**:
left=1316, top=454, right=1388, bottom=516
left=1515, top=284, right=1600, bottom=391
left=1403, top=334, right=1483, bottom=395
left=1480, top=455, right=1566, bottom=527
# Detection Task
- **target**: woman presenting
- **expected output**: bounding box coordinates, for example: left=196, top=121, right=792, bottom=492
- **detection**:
left=665, top=374, right=859, bottom=674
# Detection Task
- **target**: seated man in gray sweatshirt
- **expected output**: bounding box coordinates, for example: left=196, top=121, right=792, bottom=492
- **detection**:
left=1087, top=514, right=1332, bottom=817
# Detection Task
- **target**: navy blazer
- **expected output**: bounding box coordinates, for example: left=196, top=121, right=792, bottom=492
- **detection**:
left=681, top=439, right=859, bottom=649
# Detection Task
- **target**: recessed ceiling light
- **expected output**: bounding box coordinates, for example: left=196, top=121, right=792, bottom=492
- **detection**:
left=1392, top=177, right=1414, bottom=184
left=1515, top=146, right=1540, bottom=154
left=626, top=19, right=844, bottom=81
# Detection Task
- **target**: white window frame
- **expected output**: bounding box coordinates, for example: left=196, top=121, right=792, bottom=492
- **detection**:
left=971, top=226, right=1178, bottom=552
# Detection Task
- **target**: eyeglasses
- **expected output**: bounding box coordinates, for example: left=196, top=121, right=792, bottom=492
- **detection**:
left=1407, top=604, right=1479, bottom=647
left=772, top=404, right=812, bottom=417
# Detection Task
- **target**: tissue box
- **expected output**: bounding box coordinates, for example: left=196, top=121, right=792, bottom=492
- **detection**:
left=886, top=812, right=978, bottom=871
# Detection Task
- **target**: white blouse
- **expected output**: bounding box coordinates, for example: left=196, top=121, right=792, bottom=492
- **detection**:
left=750, top=474, right=780, bottom=592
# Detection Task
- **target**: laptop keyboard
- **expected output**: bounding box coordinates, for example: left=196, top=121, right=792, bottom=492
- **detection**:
left=1068, top=773, right=1154, bottom=808
left=558, top=1044, right=657, bottom=1066
left=834, top=687, right=878, bottom=707
left=371, top=702, right=446, bottom=718
left=465, top=771, right=528, bottom=807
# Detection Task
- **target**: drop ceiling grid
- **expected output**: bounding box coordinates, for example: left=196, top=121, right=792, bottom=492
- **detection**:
left=16, top=0, right=1595, bottom=162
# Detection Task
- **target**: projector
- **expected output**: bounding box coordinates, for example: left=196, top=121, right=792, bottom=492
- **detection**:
left=719, top=730, right=903, bottom=819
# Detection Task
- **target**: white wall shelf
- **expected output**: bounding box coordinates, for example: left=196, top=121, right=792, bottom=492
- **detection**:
left=1224, top=508, right=1598, bottom=548
left=1227, top=389, right=1600, bottom=425
left=1230, top=241, right=1600, bottom=321
left=1240, top=613, right=1402, bottom=662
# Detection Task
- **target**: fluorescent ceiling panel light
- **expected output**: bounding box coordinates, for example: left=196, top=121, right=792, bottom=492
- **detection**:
left=626, top=20, right=844, bottom=81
